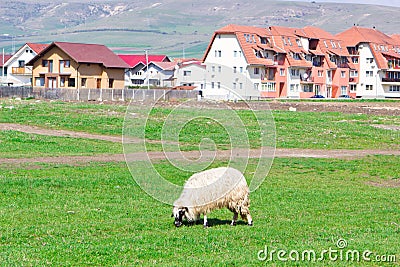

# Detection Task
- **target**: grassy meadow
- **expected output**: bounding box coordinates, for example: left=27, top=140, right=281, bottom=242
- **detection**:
left=0, top=99, right=399, bottom=266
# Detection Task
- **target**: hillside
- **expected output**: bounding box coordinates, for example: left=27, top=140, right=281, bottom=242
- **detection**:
left=1, top=0, right=400, bottom=58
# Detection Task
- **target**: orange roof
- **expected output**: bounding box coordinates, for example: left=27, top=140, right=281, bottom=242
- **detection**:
left=26, top=43, right=48, bottom=54
left=336, top=26, right=394, bottom=47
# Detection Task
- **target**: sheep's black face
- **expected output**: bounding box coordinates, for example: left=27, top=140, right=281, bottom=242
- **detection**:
left=172, top=207, right=187, bottom=227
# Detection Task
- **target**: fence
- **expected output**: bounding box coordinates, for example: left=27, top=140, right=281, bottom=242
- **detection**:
left=0, top=86, right=199, bottom=101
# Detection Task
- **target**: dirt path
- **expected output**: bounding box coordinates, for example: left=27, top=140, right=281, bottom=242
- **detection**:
left=1, top=148, right=400, bottom=166
left=1, top=122, right=399, bottom=166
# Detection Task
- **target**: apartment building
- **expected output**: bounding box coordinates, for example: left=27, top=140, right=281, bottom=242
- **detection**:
left=337, top=26, right=400, bottom=98
left=203, top=24, right=400, bottom=100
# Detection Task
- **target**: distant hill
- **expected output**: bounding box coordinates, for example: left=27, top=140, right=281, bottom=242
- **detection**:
left=1, top=0, right=400, bottom=58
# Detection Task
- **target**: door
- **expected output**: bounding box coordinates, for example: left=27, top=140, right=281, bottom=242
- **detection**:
left=96, top=78, right=101, bottom=89
left=279, top=82, right=284, bottom=97
left=48, top=77, right=56, bottom=88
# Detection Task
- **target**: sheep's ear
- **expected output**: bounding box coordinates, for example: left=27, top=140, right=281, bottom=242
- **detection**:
left=184, top=207, right=189, bottom=212
left=171, top=213, right=174, bottom=217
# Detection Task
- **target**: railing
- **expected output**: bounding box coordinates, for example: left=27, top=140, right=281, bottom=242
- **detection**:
left=382, top=78, right=400, bottom=83
left=12, top=67, right=32, bottom=75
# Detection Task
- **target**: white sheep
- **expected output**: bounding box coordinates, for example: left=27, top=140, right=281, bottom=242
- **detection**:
left=172, top=167, right=253, bottom=227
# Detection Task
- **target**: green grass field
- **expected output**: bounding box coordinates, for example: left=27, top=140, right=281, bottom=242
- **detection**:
left=0, top=99, right=399, bottom=266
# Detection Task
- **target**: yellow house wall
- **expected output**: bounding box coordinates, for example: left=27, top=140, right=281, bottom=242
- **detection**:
left=32, top=46, right=126, bottom=89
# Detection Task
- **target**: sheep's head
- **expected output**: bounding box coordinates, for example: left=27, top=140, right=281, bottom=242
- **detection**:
left=172, top=206, right=188, bottom=227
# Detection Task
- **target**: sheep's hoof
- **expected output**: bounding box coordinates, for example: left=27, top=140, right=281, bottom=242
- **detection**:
left=248, top=222, right=253, bottom=226
left=203, top=223, right=209, bottom=228
left=230, top=221, right=236, bottom=226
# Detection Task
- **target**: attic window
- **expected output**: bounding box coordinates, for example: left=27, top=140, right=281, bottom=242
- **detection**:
left=287, top=38, right=292, bottom=46
left=244, top=34, right=250, bottom=42
left=324, top=40, right=328, bottom=48
left=331, top=40, right=336, bottom=48
left=282, top=37, right=287, bottom=45
left=296, top=39, right=302, bottom=47
left=252, top=35, right=256, bottom=43
left=260, top=37, right=267, bottom=44
left=338, top=42, right=342, bottom=49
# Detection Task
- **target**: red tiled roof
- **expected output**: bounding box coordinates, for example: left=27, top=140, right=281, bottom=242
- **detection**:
left=151, top=61, right=177, bottom=71
left=27, top=42, right=129, bottom=68
left=336, top=26, right=394, bottom=47
left=118, top=54, right=170, bottom=68
left=26, top=43, right=48, bottom=54
left=0, top=54, right=12, bottom=67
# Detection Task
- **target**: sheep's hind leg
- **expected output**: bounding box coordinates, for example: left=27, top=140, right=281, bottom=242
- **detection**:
left=230, top=212, right=238, bottom=226
left=203, top=214, right=208, bottom=228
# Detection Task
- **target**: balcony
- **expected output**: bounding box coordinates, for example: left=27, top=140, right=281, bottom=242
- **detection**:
left=12, top=67, right=32, bottom=75
left=382, top=78, right=400, bottom=83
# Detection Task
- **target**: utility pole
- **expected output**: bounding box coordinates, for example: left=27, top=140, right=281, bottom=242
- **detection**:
left=145, top=49, right=150, bottom=90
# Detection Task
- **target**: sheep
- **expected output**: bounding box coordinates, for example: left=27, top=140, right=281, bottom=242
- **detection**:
left=172, top=167, right=253, bottom=227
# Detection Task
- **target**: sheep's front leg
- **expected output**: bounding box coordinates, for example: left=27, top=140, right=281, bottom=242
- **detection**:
left=203, top=214, right=208, bottom=228
left=230, top=212, right=238, bottom=226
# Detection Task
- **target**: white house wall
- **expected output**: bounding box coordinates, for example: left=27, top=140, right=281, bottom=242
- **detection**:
left=358, top=43, right=385, bottom=98
left=176, top=64, right=205, bottom=89
left=204, top=34, right=260, bottom=100
left=4, top=44, right=36, bottom=86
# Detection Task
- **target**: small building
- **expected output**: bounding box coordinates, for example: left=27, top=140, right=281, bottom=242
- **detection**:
left=2, top=43, right=48, bottom=86
left=118, top=54, right=171, bottom=87
left=0, top=53, right=12, bottom=85
left=27, top=42, right=129, bottom=89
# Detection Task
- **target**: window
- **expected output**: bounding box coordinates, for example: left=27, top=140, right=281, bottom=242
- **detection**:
left=282, top=37, right=287, bottom=45
left=262, top=82, right=276, bottom=92
left=303, top=84, right=313, bottom=92
left=366, top=58, right=374, bottom=64
left=240, top=67, right=243, bottom=73
left=254, top=68, right=259, bottom=75
left=35, top=76, right=45, bottom=87
left=293, top=53, right=301, bottom=60
left=42, top=60, right=48, bottom=67
left=211, top=82, right=215, bottom=89
left=296, top=39, right=302, bottom=47
left=234, top=50, right=237, bottom=57
left=352, top=57, right=359, bottom=64
left=218, top=66, right=221, bottom=73
left=291, top=69, right=300, bottom=77
left=290, top=84, right=296, bottom=92
left=389, top=85, right=400, bottom=92
left=366, top=85, right=373, bottom=91
left=280, top=68, right=285, bottom=76
left=211, top=66, right=215, bottom=72
left=318, top=70, right=323, bottom=77
left=240, top=83, right=243, bottom=89
left=18, top=60, right=25, bottom=67
left=350, top=70, right=358, bottom=77
left=183, top=70, right=191, bottom=76
left=218, top=50, right=222, bottom=57
left=341, top=86, right=347, bottom=95
left=64, top=60, right=70, bottom=68
left=217, top=82, right=221, bottom=89
left=60, top=76, right=66, bottom=87
left=324, top=40, right=328, bottom=48
left=350, top=84, right=357, bottom=92
left=331, top=40, right=336, bottom=48
left=254, top=83, right=259, bottom=90
left=233, top=66, right=237, bottom=73
left=233, top=82, right=237, bottom=89
left=68, top=78, right=75, bottom=87
left=366, top=71, right=373, bottom=77
left=109, top=78, right=114, bottom=88
left=81, top=78, right=87, bottom=87
left=341, top=71, right=346, bottom=78
left=287, top=38, right=292, bottom=46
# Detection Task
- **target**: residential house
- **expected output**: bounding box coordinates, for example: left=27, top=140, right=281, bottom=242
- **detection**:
left=336, top=26, right=400, bottom=98
left=173, top=58, right=206, bottom=90
left=0, top=53, right=12, bottom=85
left=118, top=54, right=171, bottom=87
left=27, top=42, right=129, bottom=89
left=2, top=43, right=48, bottom=86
